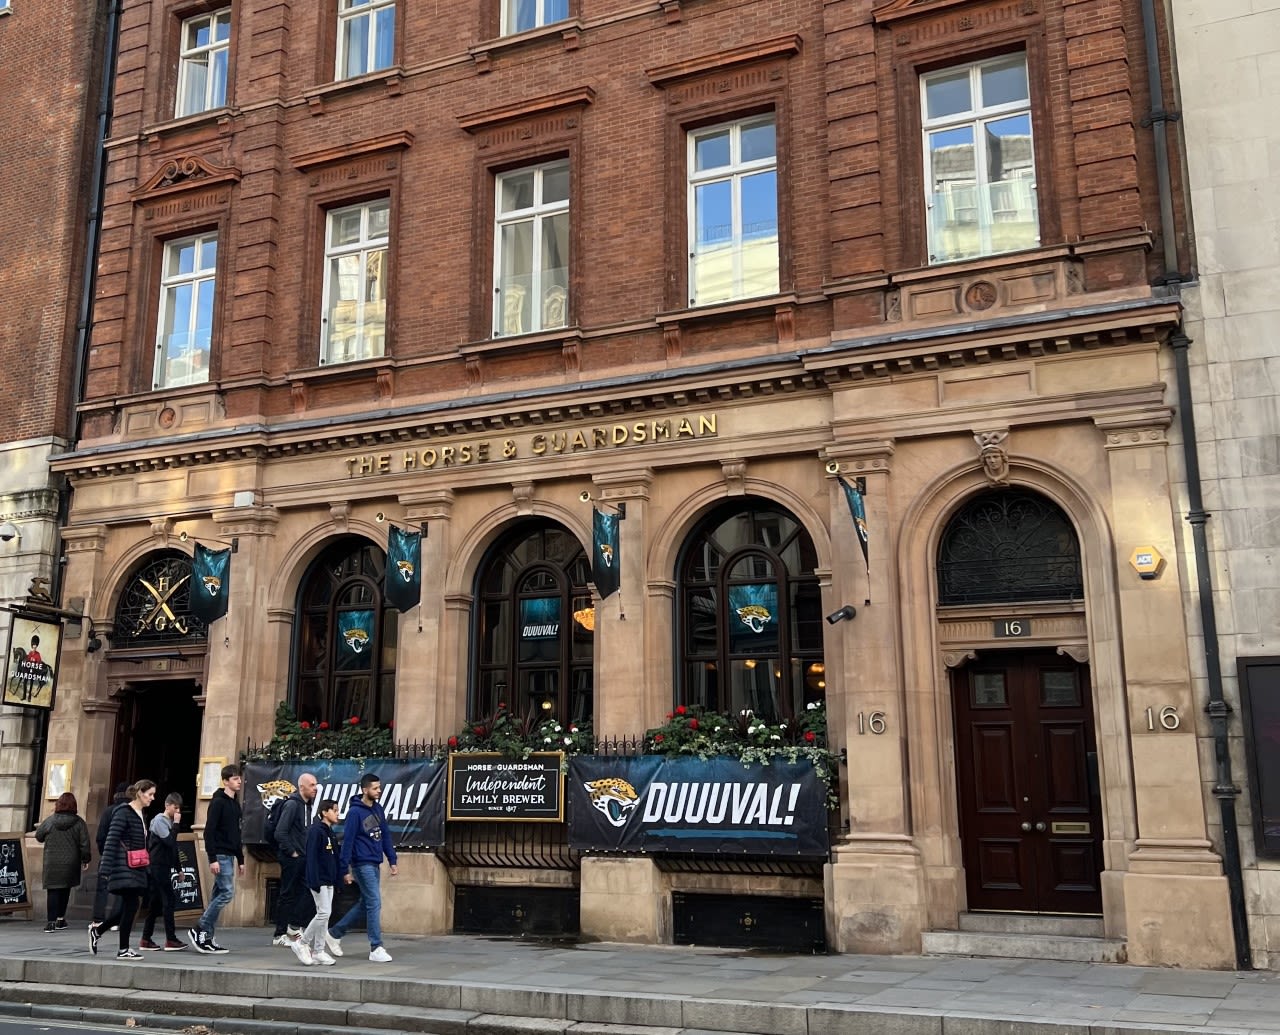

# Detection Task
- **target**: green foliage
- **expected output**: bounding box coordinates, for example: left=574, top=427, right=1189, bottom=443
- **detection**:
left=644, top=702, right=838, bottom=807
left=447, top=702, right=593, bottom=761
left=243, top=701, right=394, bottom=763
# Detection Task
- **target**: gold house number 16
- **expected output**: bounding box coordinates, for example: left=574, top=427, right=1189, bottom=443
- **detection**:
left=856, top=711, right=887, bottom=735
left=1145, top=706, right=1181, bottom=731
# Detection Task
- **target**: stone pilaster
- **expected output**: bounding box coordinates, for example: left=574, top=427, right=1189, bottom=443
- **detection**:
left=1096, top=411, right=1234, bottom=968
left=401, top=489, right=455, bottom=740
left=821, top=440, right=926, bottom=955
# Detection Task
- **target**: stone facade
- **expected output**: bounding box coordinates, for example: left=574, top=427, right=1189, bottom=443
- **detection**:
left=0, top=2, right=107, bottom=833
left=1169, top=0, right=1280, bottom=969
left=39, top=0, right=1247, bottom=967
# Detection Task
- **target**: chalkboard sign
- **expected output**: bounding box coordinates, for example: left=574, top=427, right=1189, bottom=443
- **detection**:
left=173, top=833, right=206, bottom=921
left=0, top=835, right=31, bottom=916
left=447, top=753, right=564, bottom=822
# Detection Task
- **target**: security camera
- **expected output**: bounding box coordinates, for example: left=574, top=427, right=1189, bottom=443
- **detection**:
left=826, top=604, right=857, bottom=625
left=578, top=491, right=592, bottom=503
left=824, top=460, right=841, bottom=475
left=0, top=522, right=18, bottom=543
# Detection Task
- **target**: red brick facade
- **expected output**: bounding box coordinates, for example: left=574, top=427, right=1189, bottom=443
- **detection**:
left=79, top=0, right=1185, bottom=436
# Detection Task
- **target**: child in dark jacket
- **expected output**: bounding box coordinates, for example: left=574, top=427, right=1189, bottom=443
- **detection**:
left=299, top=799, right=340, bottom=966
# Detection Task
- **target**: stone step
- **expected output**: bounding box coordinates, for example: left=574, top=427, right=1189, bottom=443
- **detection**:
left=922, top=928, right=1128, bottom=964
left=957, top=912, right=1104, bottom=938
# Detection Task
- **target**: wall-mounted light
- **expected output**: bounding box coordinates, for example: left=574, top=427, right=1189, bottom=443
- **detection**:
left=826, top=604, right=857, bottom=625
left=0, top=521, right=21, bottom=544
left=85, top=624, right=104, bottom=654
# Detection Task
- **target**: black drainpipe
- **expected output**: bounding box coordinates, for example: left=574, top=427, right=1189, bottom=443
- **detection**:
left=27, top=0, right=122, bottom=832
left=1139, top=0, right=1251, bottom=971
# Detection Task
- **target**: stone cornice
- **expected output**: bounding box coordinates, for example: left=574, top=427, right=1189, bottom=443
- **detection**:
left=645, top=34, right=802, bottom=86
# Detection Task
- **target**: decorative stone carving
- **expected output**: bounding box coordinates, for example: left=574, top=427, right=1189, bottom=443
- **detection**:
left=1057, top=644, right=1090, bottom=664
left=149, top=517, right=174, bottom=540
left=964, top=280, right=998, bottom=311
left=974, top=429, right=1010, bottom=484
left=721, top=458, right=748, bottom=495
left=329, top=502, right=350, bottom=531
left=942, top=650, right=977, bottom=669
left=512, top=482, right=535, bottom=515
left=133, top=153, right=242, bottom=197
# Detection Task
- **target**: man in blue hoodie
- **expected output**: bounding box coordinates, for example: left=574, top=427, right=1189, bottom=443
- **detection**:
left=325, top=772, right=397, bottom=962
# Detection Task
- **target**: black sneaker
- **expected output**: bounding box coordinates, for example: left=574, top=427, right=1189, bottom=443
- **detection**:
left=187, top=927, right=214, bottom=954
left=53, top=919, right=68, bottom=931
left=116, top=949, right=142, bottom=960
left=88, top=923, right=102, bottom=955
left=43, top=922, right=55, bottom=933
left=206, top=939, right=229, bottom=953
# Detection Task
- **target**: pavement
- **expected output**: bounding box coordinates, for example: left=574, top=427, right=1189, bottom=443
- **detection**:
left=0, top=919, right=1276, bottom=1035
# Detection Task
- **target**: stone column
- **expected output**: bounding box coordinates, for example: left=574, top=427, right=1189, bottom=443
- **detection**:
left=578, top=469, right=659, bottom=942
left=401, top=489, right=455, bottom=741
left=822, top=440, right=927, bottom=955
left=199, top=504, right=278, bottom=926
left=1097, top=411, right=1234, bottom=968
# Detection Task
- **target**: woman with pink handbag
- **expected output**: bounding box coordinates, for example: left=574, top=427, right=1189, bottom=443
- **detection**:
left=89, top=780, right=155, bottom=960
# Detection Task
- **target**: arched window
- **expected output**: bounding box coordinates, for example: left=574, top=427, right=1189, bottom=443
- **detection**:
left=114, top=550, right=207, bottom=645
left=677, top=499, right=824, bottom=721
left=292, top=537, right=397, bottom=727
left=473, top=520, right=593, bottom=723
left=937, top=489, right=1083, bottom=605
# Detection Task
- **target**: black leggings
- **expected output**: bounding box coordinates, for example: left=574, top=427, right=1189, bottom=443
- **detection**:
left=45, top=887, right=70, bottom=923
left=102, top=890, right=141, bottom=952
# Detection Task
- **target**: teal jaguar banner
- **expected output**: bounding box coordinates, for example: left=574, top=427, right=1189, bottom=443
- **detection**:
left=189, top=543, right=231, bottom=623
left=726, top=583, right=778, bottom=651
left=839, top=476, right=870, bottom=573
left=384, top=524, right=422, bottom=613
left=338, top=610, right=376, bottom=656
left=592, top=508, right=620, bottom=600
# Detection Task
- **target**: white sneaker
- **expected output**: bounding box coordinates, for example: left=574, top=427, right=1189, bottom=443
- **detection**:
left=313, top=950, right=336, bottom=966
left=272, top=934, right=291, bottom=946
left=290, top=938, right=314, bottom=966
left=323, top=931, right=343, bottom=957
left=368, top=945, right=392, bottom=963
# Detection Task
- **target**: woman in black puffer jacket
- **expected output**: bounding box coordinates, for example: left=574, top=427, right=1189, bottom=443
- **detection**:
left=91, top=780, right=155, bottom=960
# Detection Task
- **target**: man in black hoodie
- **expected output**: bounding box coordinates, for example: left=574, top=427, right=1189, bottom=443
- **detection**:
left=92, top=783, right=129, bottom=924
left=188, top=765, right=243, bottom=953
left=270, top=772, right=317, bottom=952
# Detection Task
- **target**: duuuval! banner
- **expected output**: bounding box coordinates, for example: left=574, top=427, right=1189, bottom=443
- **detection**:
left=242, top=758, right=446, bottom=848
left=567, top=755, right=829, bottom=857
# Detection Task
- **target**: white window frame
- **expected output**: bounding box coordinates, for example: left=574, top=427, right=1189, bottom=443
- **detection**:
left=921, top=53, right=1039, bottom=264
left=175, top=8, right=231, bottom=118
left=492, top=160, right=570, bottom=338
left=154, top=233, right=217, bottom=390
left=336, top=0, right=396, bottom=81
left=686, top=114, right=779, bottom=307
left=320, top=199, right=390, bottom=365
left=501, top=0, right=569, bottom=36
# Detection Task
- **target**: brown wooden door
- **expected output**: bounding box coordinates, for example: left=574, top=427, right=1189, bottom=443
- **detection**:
left=952, top=650, right=1103, bottom=914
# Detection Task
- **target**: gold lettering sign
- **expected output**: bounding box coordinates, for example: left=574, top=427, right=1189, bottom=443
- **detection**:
left=344, top=413, right=718, bottom=478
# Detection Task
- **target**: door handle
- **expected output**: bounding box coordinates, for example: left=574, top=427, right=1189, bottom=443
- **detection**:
left=1020, top=822, right=1032, bottom=832
left=1034, top=822, right=1047, bottom=832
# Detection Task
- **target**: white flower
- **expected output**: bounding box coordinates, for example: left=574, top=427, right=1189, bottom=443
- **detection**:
left=771, top=734, right=781, bottom=741
left=807, top=702, right=819, bottom=710
left=569, top=725, right=578, bottom=733
left=543, top=736, right=553, bottom=743
left=554, top=724, right=562, bottom=733
left=747, top=725, right=757, bottom=735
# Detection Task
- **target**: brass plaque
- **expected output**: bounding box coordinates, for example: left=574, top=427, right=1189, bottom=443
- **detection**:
left=1051, top=821, right=1090, bottom=835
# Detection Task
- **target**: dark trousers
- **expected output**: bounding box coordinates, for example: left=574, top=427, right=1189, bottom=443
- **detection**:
left=274, top=853, right=313, bottom=935
left=142, top=870, right=177, bottom=943
left=102, top=890, right=141, bottom=952
left=45, top=887, right=71, bottom=923
left=92, top=864, right=115, bottom=922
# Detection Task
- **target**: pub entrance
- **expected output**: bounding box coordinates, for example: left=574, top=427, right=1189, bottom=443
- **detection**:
left=951, top=649, right=1103, bottom=914
left=111, top=679, right=203, bottom=819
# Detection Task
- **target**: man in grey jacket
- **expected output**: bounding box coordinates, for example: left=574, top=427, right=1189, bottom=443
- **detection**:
left=271, top=773, right=317, bottom=959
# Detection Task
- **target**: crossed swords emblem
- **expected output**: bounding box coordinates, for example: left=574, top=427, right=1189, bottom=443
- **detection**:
left=135, top=575, right=191, bottom=634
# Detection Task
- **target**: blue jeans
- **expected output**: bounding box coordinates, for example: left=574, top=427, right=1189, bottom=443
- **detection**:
left=329, top=863, right=382, bottom=948
left=198, top=854, right=236, bottom=934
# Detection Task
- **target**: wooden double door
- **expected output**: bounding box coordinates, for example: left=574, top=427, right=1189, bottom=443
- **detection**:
left=952, top=650, right=1103, bottom=914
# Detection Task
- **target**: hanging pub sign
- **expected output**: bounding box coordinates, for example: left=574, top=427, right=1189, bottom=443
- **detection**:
left=242, top=758, right=446, bottom=848
left=568, top=756, right=830, bottom=857
left=447, top=753, right=564, bottom=821
left=1, top=611, right=63, bottom=711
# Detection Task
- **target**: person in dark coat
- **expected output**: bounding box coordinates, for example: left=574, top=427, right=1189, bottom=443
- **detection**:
left=34, top=792, right=91, bottom=932
left=139, top=792, right=185, bottom=951
left=92, top=783, right=129, bottom=923
left=90, top=780, right=155, bottom=960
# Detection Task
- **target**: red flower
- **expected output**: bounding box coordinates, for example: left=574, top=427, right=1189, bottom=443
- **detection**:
left=689, top=718, right=699, bottom=731
left=665, top=712, right=673, bottom=720
left=448, top=736, right=459, bottom=749
left=349, top=716, right=360, bottom=725
left=300, top=721, right=311, bottom=730
left=473, top=726, right=485, bottom=736
left=676, top=705, right=686, bottom=715
left=319, top=721, right=329, bottom=730
left=804, top=730, right=816, bottom=743
left=654, top=733, right=665, bottom=743
left=388, top=719, right=395, bottom=729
